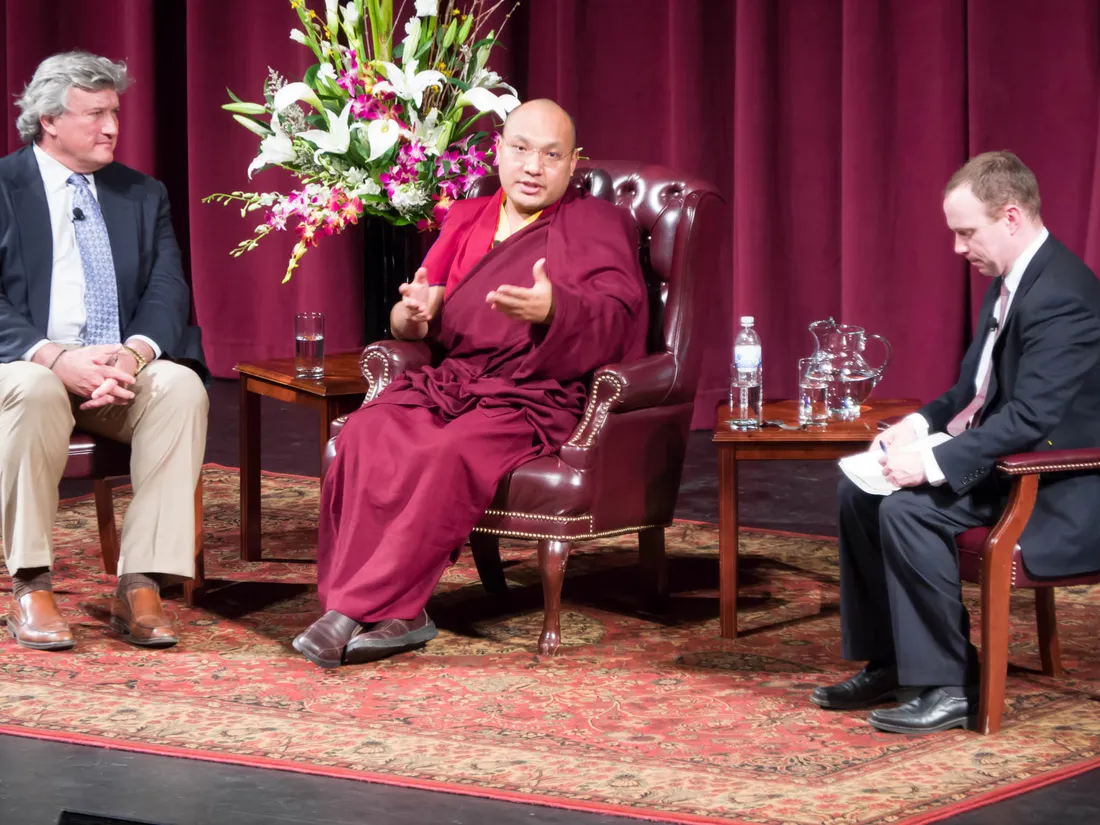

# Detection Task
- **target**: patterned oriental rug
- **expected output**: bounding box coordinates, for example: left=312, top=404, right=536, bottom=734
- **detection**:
left=1, top=465, right=1099, bottom=825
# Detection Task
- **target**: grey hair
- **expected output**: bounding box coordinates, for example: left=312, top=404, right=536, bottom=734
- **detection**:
left=14, top=51, right=130, bottom=144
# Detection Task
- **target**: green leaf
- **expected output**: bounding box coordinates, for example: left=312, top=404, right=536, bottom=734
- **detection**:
left=447, top=76, right=471, bottom=92
left=222, top=101, right=269, bottom=115
left=470, top=36, right=497, bottom=51
left=303, top=63, right=321, bottom=87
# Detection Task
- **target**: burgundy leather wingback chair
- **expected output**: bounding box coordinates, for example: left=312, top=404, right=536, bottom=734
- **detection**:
left=325, top=163, right=725, bottom=654
left=67, top=432, right=205, bottom=605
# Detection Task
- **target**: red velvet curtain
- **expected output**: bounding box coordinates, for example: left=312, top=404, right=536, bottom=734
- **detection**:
left=5, top=0, right=1100, bottom=428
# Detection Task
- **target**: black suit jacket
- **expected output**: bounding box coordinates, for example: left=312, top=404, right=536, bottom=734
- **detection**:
left=920, top=235, right=1100, bottom=577
left=0, top=144, right=206, bottom=377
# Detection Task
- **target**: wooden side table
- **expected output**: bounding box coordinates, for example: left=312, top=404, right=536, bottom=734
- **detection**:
left=234, top=352, right=370, bottom=561
left=712, top=397, right=920, bottom=638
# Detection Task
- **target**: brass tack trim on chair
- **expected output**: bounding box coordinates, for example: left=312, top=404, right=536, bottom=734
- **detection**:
left=999, top=461, right=1100, bottom=475
left=565, top=374, right=624, bottom=448
left=483, top=508, right=592, bottom=523
left=471, top=523, right=659, bottom=541
left=360, top=351, right=391, bottom=401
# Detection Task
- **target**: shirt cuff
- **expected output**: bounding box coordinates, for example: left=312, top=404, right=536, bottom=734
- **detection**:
left=903, top=413, right=930, bottom=439
left=902, top=413, right=945, bottom=485
left=21, top=339, right=51, bottom=362
left=126, top=335, right=162, bottom=359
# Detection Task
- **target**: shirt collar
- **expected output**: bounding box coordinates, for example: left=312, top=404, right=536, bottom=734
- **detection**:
left=1003, top=226, right=1049, bottom=293
left=32, top=143, right=95, bottom=196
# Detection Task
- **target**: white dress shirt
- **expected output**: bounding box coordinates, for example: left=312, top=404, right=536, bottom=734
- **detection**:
left=22, top=144, right=160, bottom=361
left=906, top=227, right=1050, bottom=484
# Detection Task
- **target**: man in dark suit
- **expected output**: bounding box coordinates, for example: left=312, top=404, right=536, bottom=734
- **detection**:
left=0, top=51, right=208, bottom=651
left=813, top=151, right=1100, bottom=734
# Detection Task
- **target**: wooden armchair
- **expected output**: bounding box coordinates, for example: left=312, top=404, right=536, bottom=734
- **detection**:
left=955, top=450, right=1100, bottom=734
left=875, top=416, right=1100, bottom=734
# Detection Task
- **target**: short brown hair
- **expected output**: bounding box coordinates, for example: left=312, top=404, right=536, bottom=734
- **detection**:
left=944, top=151, right=1041, bottom=218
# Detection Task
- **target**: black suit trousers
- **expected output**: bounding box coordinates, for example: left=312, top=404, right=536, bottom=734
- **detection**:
left=836, top=475, right=1003, bottom=686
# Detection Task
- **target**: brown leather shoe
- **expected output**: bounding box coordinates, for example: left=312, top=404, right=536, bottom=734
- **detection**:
left=344, top=610, right=437, bottom=664
left=109, top=587, right=179, bottom=648
left=292, top=610, right=364, bottom=669
left=6, top=591, right=75, bottom=651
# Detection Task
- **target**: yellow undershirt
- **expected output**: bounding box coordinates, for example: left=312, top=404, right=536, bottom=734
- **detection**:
left=494, top=194, right=542, bottom=245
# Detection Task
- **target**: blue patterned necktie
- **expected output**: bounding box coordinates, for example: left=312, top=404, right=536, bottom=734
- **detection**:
left=68, top=173, right=120, bottom=345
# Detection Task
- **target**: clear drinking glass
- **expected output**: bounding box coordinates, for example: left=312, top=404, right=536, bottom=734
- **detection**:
left=798, top=358, right=829, bottom=426
left=294, top=312, right=325, bottom=378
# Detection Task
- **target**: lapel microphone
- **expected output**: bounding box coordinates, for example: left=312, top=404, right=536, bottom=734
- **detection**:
left=72, top=206, right=85, bottom=221
left=987, top=316, right=999, bottom=332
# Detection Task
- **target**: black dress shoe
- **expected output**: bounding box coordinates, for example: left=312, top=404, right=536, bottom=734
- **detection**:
left=811, top=665, right=903, bottom=710
left=869, top=687, right=976, bottom=734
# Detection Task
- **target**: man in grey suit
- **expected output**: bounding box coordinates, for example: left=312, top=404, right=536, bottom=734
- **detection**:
left=0, top=51, right=208, bottom=651
left=814, top=151, right=1100, bottom=734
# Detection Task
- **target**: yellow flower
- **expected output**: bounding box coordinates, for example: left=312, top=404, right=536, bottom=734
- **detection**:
left=290, top=0, right=304, bottom=7
left=323, top=25, right=333, bottom=40
left=308, top=9, right=317, bottom=19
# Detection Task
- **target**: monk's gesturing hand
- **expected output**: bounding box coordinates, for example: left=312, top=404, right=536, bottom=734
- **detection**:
left=399, top=267, right=434, bottom=322
left=486, top=257, right=556, bottom=323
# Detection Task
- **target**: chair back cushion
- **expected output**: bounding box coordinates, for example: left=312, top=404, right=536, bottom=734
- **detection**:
left=468, top=163, right=725, bottom=403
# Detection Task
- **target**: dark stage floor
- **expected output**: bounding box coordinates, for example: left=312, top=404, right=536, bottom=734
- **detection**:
left=4, top=378, right=1098, bottom=825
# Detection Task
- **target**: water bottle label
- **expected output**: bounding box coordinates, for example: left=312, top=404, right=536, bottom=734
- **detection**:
left=734, top=345, right=761, bottom=369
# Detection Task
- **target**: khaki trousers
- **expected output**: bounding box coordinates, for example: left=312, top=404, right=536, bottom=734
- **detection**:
left=0, top=359, right=208, bottom=579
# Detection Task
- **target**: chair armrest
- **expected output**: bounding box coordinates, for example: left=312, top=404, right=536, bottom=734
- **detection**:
left=360, top=339, right=432, bottom=403
left=558, top=353, right=678, bottom=455
left=997, top=448, right=1100, bottom=475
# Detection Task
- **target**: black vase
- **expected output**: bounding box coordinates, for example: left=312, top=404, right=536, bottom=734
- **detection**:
left=361, top=219, right=419, bottom=344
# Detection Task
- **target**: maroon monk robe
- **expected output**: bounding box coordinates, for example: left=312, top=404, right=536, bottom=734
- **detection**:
left=317, top=187, right=648, bottom=622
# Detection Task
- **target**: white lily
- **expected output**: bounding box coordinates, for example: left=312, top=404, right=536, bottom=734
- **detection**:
left=298, top=103, right=356, bottom=157
left=365, top=117, right=402, bottom=161
left=341, top=2, right=359, bottom=26
left=469, top=66, right=517, bottom=96
left=316, top=63, right=340, bottom=93
left=409, top=108, right=447, bottom=156
left=273, top=82, right=323, bottom=113
left=233, top=115, right=271, bottom=138
left=415, top=0, right=438, bottom=17
left=289, top=28, right=307, bottom=45
left=247, top=117, right=297, bottom=178
left=402, top=17, right=421, bottom=71
left=457, top=87, right=521, bottom=121
left=373, top=61, right=445, bottom=109
left=325, top=0, right=339, bottom=32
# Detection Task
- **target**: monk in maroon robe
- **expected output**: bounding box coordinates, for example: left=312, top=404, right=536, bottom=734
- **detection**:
left=292, top=100, right=648, bottom=668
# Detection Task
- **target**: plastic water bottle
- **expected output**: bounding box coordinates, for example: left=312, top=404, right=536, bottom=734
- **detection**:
left=729, top=316, right=763, bottom=430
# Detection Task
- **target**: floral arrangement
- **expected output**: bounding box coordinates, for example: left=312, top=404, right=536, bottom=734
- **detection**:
left=203, top=0, right=520, bottom=281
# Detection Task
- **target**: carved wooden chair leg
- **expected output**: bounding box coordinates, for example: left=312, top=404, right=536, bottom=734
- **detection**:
left=470, top=533, right=509, bottom=596
left=978, top=557, right=1013, bottom=735
left=639, top=526, right=668, bottom=612
left=1034, top=587, right=1063, bottom=677
left=537, top=539, right=571, bottom=656
left=184, top=474, right=205, bottom=607
left=93, top=479, right=120, bottom=576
